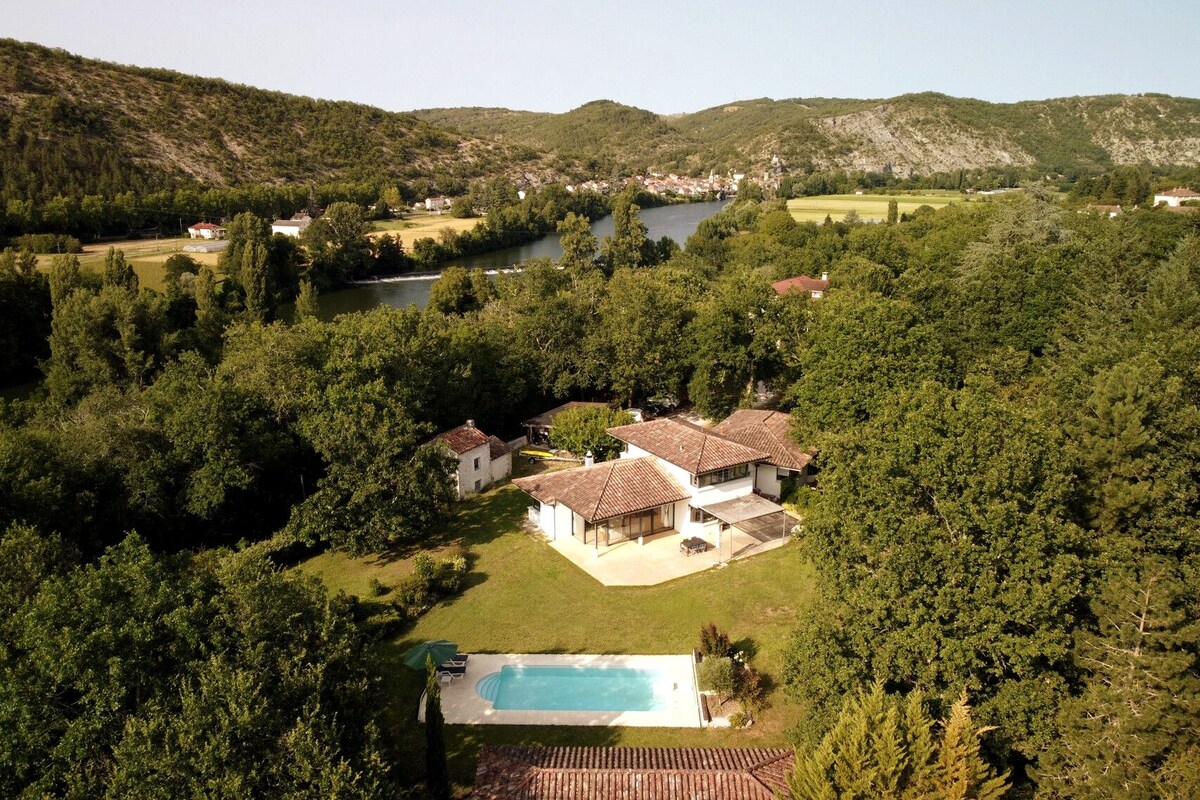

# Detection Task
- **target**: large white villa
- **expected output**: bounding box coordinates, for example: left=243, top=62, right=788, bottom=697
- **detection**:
left=513, top=414, right=810, bottom=560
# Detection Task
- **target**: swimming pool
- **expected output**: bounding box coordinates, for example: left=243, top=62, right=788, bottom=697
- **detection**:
left=476, top=665, right=670, bottom=712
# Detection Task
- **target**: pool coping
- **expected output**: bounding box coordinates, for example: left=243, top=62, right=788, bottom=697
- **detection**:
left=419, top=653, right=702, bottom=728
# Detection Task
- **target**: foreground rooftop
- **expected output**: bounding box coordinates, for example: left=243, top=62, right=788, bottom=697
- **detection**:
left=474, top=745, right=794, bottom=800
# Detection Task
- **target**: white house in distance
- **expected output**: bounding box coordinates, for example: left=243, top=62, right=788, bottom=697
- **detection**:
left=513, top=417, right=797, bottom=561
left=430, top=420, right=512, bottom=500
left=1153, top=187, right=1200, bottom=207
left=187, top=222, right=226, bottom=240
left=425, top=196, right=451, bottom=211
left=271, top=214, right=312, bottom=238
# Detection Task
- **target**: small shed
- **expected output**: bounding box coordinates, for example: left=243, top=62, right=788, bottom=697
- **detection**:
left=521, top=401, right=610, bottom=446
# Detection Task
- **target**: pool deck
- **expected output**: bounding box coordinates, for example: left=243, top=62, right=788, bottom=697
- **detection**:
left=419, top=653, right=702, bottom=728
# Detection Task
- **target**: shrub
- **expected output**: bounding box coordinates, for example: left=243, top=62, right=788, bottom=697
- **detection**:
left=368, top=578, right=388, bottom=597
left=728, top=711, right=751, bottom=729
left=699, top=622, right=733, bottom=658
left=394, top=576, right=433, bottom=618
left=735, top=663, right=766, bottom=714
left=435, top=554, right=467, bottom=595
left=13, top=233, right=82, bottom=253
left=413, top=553, right=436, bottom=583
left=698, top=656, right=735, bottom=703
left=391, top=548, right=471, bottom=619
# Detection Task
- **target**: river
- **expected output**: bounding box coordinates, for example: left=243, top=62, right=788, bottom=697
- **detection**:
left=315, top=200, right=727, bottom=318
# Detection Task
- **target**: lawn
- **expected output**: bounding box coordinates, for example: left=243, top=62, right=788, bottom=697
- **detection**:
left=34, top=237, right=222, bottom=293
left=296, top=481, right=819, bottom=793
left=788, top=192, right=964, bottom=223
left=370, top=214, right=481, bottom=250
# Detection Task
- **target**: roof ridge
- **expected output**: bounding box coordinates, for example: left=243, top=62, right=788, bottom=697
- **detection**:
left=591, top=459, right=618, bottom=521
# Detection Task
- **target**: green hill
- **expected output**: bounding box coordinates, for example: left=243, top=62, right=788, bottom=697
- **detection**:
left=0, top=39, right=547, bottom=205
left=418, top=92, right=1200, bottom=178
left=3, top=37, right=1199, bottom=209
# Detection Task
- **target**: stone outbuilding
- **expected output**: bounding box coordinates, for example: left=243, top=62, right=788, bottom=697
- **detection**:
left=429, top=420, right=511, bottom=499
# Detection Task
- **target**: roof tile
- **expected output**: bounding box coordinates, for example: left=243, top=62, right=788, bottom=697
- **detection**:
left=512, top=457, right=689, bottom=522
left=474, top=746, right=795, bottom=800
left=432, top=424, right=491, bottom=455
left=711, top=409, right=812, bottom=471
left=607, top=418, right=769, bottom=475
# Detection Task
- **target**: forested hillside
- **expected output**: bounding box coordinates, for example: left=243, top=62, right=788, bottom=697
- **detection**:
left=0, top=39, right=543, bottom=205
left=419, top=93, right=1200, bottom=178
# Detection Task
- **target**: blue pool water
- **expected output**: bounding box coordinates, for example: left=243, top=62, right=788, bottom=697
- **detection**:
left=476, top=665, right=669, bottom=712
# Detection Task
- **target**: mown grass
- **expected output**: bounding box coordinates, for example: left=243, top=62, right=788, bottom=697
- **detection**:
left=788, top=192, right=964, bottom=223
left=369, top=214, right=481, bottom=250
left=34, top=237, right=222, bottom=292
left=297, top=482, right=818, bottom=793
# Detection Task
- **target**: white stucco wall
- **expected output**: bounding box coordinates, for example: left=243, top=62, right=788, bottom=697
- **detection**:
left=490, top=451, right=512, bottom=484
left=619, top=442, right=760, bottom=537
left=454, top=443, right=492, bottom=499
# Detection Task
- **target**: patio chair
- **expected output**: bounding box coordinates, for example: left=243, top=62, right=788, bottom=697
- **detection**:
left=442, top=653, right=469, bottom=668
left=437, top=664, right=467, bottom=682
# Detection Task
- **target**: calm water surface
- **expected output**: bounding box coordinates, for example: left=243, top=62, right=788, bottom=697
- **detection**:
left=316, top=200, right=726, bottom=318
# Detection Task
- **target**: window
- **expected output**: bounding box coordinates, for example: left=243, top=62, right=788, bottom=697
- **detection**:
left=777, top=468, right=798, bottom=480
left=474, top=479, right=482, bottom=492
left=696, top=463, right=750, bottom=487
left=689, top=506, right=716, bottom=524
left=473, top=456, right=481, bottom=470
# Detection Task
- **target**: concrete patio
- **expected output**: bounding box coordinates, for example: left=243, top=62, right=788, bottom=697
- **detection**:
left=541, top=524, right=792, bottom=586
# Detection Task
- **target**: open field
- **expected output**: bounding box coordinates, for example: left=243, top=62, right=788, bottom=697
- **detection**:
left=370, top=214, right=482, bottom=249
left=34, top=237, right=222, bottom=293
left=296, top=480, right=817, bottom=794
left=787, top=192, right=965, bottom=223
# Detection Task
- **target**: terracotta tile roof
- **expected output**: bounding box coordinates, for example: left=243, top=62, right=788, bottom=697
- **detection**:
left=474, top=745, right=794, bottom=800
left=772, top=275, right=828, bottom=295
left=512, top=457, right=689, bottom=523
left=189, top=221, right=224, bottom=230
left=522, top=401, right=610, bottom=429
left=431, top=423, right=491, bottom=455
left=488, top=435, right=509, bottom=460
left=607, top=418, right=770, bottom=475
left=711, top=410, right=812, bottom=471
left=1157, top=187, right=1200, bottom=198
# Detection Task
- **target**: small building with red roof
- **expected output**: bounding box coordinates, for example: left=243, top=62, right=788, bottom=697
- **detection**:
left=429, top=420, right=511, bottom=499
left=772, top=272, right=829, bottom=299
left=186, top=221, right=226, bottom=240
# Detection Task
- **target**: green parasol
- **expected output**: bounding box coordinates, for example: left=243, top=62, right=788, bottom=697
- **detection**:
left=403, top=639, right=458, bottom=670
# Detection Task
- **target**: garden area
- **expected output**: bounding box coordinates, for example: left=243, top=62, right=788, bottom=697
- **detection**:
left=295, top=481, right=818, bottom=791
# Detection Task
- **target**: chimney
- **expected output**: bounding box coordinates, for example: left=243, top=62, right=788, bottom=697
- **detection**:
left=820, top=272, right=829, bottom=282
left=466, top=419, right=475, bottom=429
left=584, top=450, right=595, bottom=467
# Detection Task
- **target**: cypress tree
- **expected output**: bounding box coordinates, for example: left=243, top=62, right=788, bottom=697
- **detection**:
left=103, top=246, right=137, bottom=292
left=242, top=240, right=271, bottom=323
left=424, top=657, right=451, bottom=800
left=294, top=279, right=319, bottom=322
left=48, top=253, right=82, bottom=306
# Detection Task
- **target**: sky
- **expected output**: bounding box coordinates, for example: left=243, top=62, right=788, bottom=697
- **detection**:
left=6, top=0, right=1199, bottom=115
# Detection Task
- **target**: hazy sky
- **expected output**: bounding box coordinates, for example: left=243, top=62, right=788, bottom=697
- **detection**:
left=6, top=1, right=1198, bottom=114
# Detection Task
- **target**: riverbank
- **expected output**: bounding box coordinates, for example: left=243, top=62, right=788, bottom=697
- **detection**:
left=317, top=200, right=729, bottom=318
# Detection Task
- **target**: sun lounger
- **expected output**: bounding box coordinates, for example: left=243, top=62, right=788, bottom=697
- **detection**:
left=442, top=653, right=469, bottom=667
left=437, top=664, right=467, bottom=682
